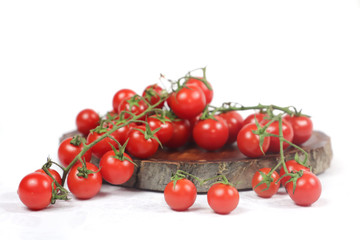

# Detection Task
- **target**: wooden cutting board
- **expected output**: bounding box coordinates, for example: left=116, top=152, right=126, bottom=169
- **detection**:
left=60, top=130, right=332, bottom=193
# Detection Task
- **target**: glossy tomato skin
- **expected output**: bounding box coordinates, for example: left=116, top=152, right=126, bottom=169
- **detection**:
left=186, top=77, right=213, bottom=104
left=207, top=183, right=239, bottom=214
left=86, top=128, right=119, bottom=159
left=112, top=89, right=136, bottom=113
left=243, top=112, right=268, bottom=126
left=67, top=162, right=102, bottom=199
left=35, top=168, right=62, bottom=187
left=18, top=172, right=53, bottom=210
left=147, top=115, right=174, bottom=144
left=164, top=119, right=191, bottom=149
left=236, top=123, right=270, bottom=158
left=142, top=84, right=165, bottom=109
left=99, top=151, right=134, bottom=185
left=262, top=119, right=294, bottom=153
left=284, top=115, right=313, bottom=145
left=164, top=179, right=197, bottom=211
left=104, top=121, right=131, bottom=146
left=118, top=97, right=148, bottom=121
left=76, top=109, right=100, bottom=136
left=218, top=111, right=244, bottom=144
left=286, top=171, right=321, bottom=206
left=279, top=160, right=310, bottom=187
left=252, top=168, right=280, bottom=198
left=167, top=85, right=206, bottom=120
left=58, top=137, right=92, bottom=167
left=126, top=125, right=159, bottom=159
left=193, top=116, right=229, bottom=151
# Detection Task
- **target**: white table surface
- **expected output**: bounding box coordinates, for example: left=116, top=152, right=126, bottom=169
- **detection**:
left=1, top=1, right=360, bottom=239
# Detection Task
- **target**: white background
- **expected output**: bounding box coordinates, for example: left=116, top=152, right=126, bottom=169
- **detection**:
left=1, top=1, right=360, bottom=239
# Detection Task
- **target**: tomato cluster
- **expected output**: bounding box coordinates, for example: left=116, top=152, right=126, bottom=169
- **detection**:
left=17, top=67, right=322, bottom=212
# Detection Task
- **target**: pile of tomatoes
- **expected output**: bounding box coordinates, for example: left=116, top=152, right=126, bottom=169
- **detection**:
left=17, top=69, right=322, bottom=213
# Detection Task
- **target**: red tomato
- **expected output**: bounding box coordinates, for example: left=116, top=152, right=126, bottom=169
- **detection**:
left=164, top=119, right=191, bottom=149
left=243, top=112, right=268, bottom=126
left=126, top=125, right=159, bottom=159
left=164, top=179, right=197, bottom=211
left=166, top=85, right=206, bottom=120
left=280, top=160, right=310, bottom=187
left=186, top=77, right=213, bottom=104
left=112, top=89, right=136, bottom=113
left=262, top=119, right=294, bottom=153
left=99, top=151, right=134, bottom=185
left=142, top=84, right=165, bottom=108
left=86, top=127, right=120, bottom=159
left=76, top=109, right=100, bottom=136
left=207, top=183, right=239, bottom=214
left=58, top=137, right=92, bottom=167
left=67, top=162, right=102, bottom=199
left=147, top=115, right=174, bottom=144
left=193, top=116, right=229, bottom=151
left=284, top=115, right=313, bottom=145
left=251, top=168, right=280, bottom=198
left=286, top=171, right=321, bottom=206
left=35, top=168, right=62, bottom=188
left=218, top=111, right=244, bottom=144
left=104, top=121, right=131, bottom=146
left=18, top=172, right=53, bottom=210
left=236, top=123, right=270, bottom=158
left=118, top=96, right=148, bottom=121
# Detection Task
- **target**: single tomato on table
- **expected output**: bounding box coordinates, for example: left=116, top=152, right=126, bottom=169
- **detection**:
left=207, top=183, right=239, bottom=214
left=164, top=178, right=197, bottom=211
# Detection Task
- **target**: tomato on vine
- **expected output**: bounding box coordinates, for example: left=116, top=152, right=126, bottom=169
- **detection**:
left=243, top=112, right=268, bottom=126
left=279, top=159, right=310, bottom=187
left=185, top=77, right=213, bottom=104
left=67, top=162, right=102, bottom=199
left=167, top=85, right=206, bottom=120
left=147, top=114, right=174, bottom=144
left=76, top=109, right=100, bottom=136
left=207, top=182, right=239, bottom=214
left=218, top=111, right=244, bottom=144
left=262, top=118, right=294, bottom=153
left=142, top=84, right=165, bottom=109
left=118, top=95, right=148, bottom=121
left=35, top=168, right=62, bottom=188
left=164, top=178, right=197, bottom=211
left=284, top=114, right=313, bottom=145
left=164, top=119, right=191, bottom=149
left=252, top=168, right=280, bottom=198
left=237, top=123, right=270, bottom=158
left=18, top=172, right=53, bottom=210
left=126, top=125, right=160, bottom=159
left=86, top=124, right=120, bottom=159
left=112, top=88, right=136, bottom=113
left=286, top=171, right=321, bottom=206
left=193, top=116, right=229, bottom=151
left=58, top=135, right=92, bottom=167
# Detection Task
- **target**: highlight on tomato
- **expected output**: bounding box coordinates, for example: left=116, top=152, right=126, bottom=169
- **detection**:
left=76, top=109, right=100, bottom=136
left=112, top=88, right=136, bottom=113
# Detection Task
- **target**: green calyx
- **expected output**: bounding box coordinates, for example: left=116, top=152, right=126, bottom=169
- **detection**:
left=76, top=160, right=100, bottom=179
left=70, top=135, right=84, bottom=146
left=253, top=171, right=276, bottom=192
left=107, top=138, right=137, bottom=166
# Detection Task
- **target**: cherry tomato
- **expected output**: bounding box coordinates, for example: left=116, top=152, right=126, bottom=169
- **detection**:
left=18, top=172, right=53, bottom=210
left=207, top=183, right=239, bottom=214
left=142, top=84, right=165, bottom=108
left=147, top=115, right=174, bottom=144
left=164, top=178, right=197, bottom=211
left=126, top=125, right=159, bottom=159
left=164, top=119, right=191, bottom=149
left=280, top=160, right=310, bottom=187
left=67, top=162, right=102, bottom=199
left=35, top=168, right=62, bottom=188
left=76, top=109, right=100, bottom=136
left=99, top=150, right=134, bottom=185
left=243, top=112, right=268, bottom=126
left=104, top=121, right=131, bottom=146
left=251, top=168, right=280, bottom=198
left=262, top=119, right=294, bottom=153
left=112, top=89, right=136, bottom=113
left=167, top=85, right=206, bottom=120
left=284, top=115, right=313, bottom=145
left=58, top=137, right=92, bottom=167
left=218, top=111, right=244, bottom=144
left=286, top=171, right=321, bottom=206
left=186, top=77, right=213, bottom=104
left=236, top=123, right=270, bottom=158
left=118, top=95, right=148, bottom=121
left=193, top=116, right=229, bottom=151
left=86, top=127, right=120, bottom=159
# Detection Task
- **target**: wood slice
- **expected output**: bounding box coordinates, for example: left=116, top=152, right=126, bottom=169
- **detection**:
left=60, top=130, right=332, bottom=193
